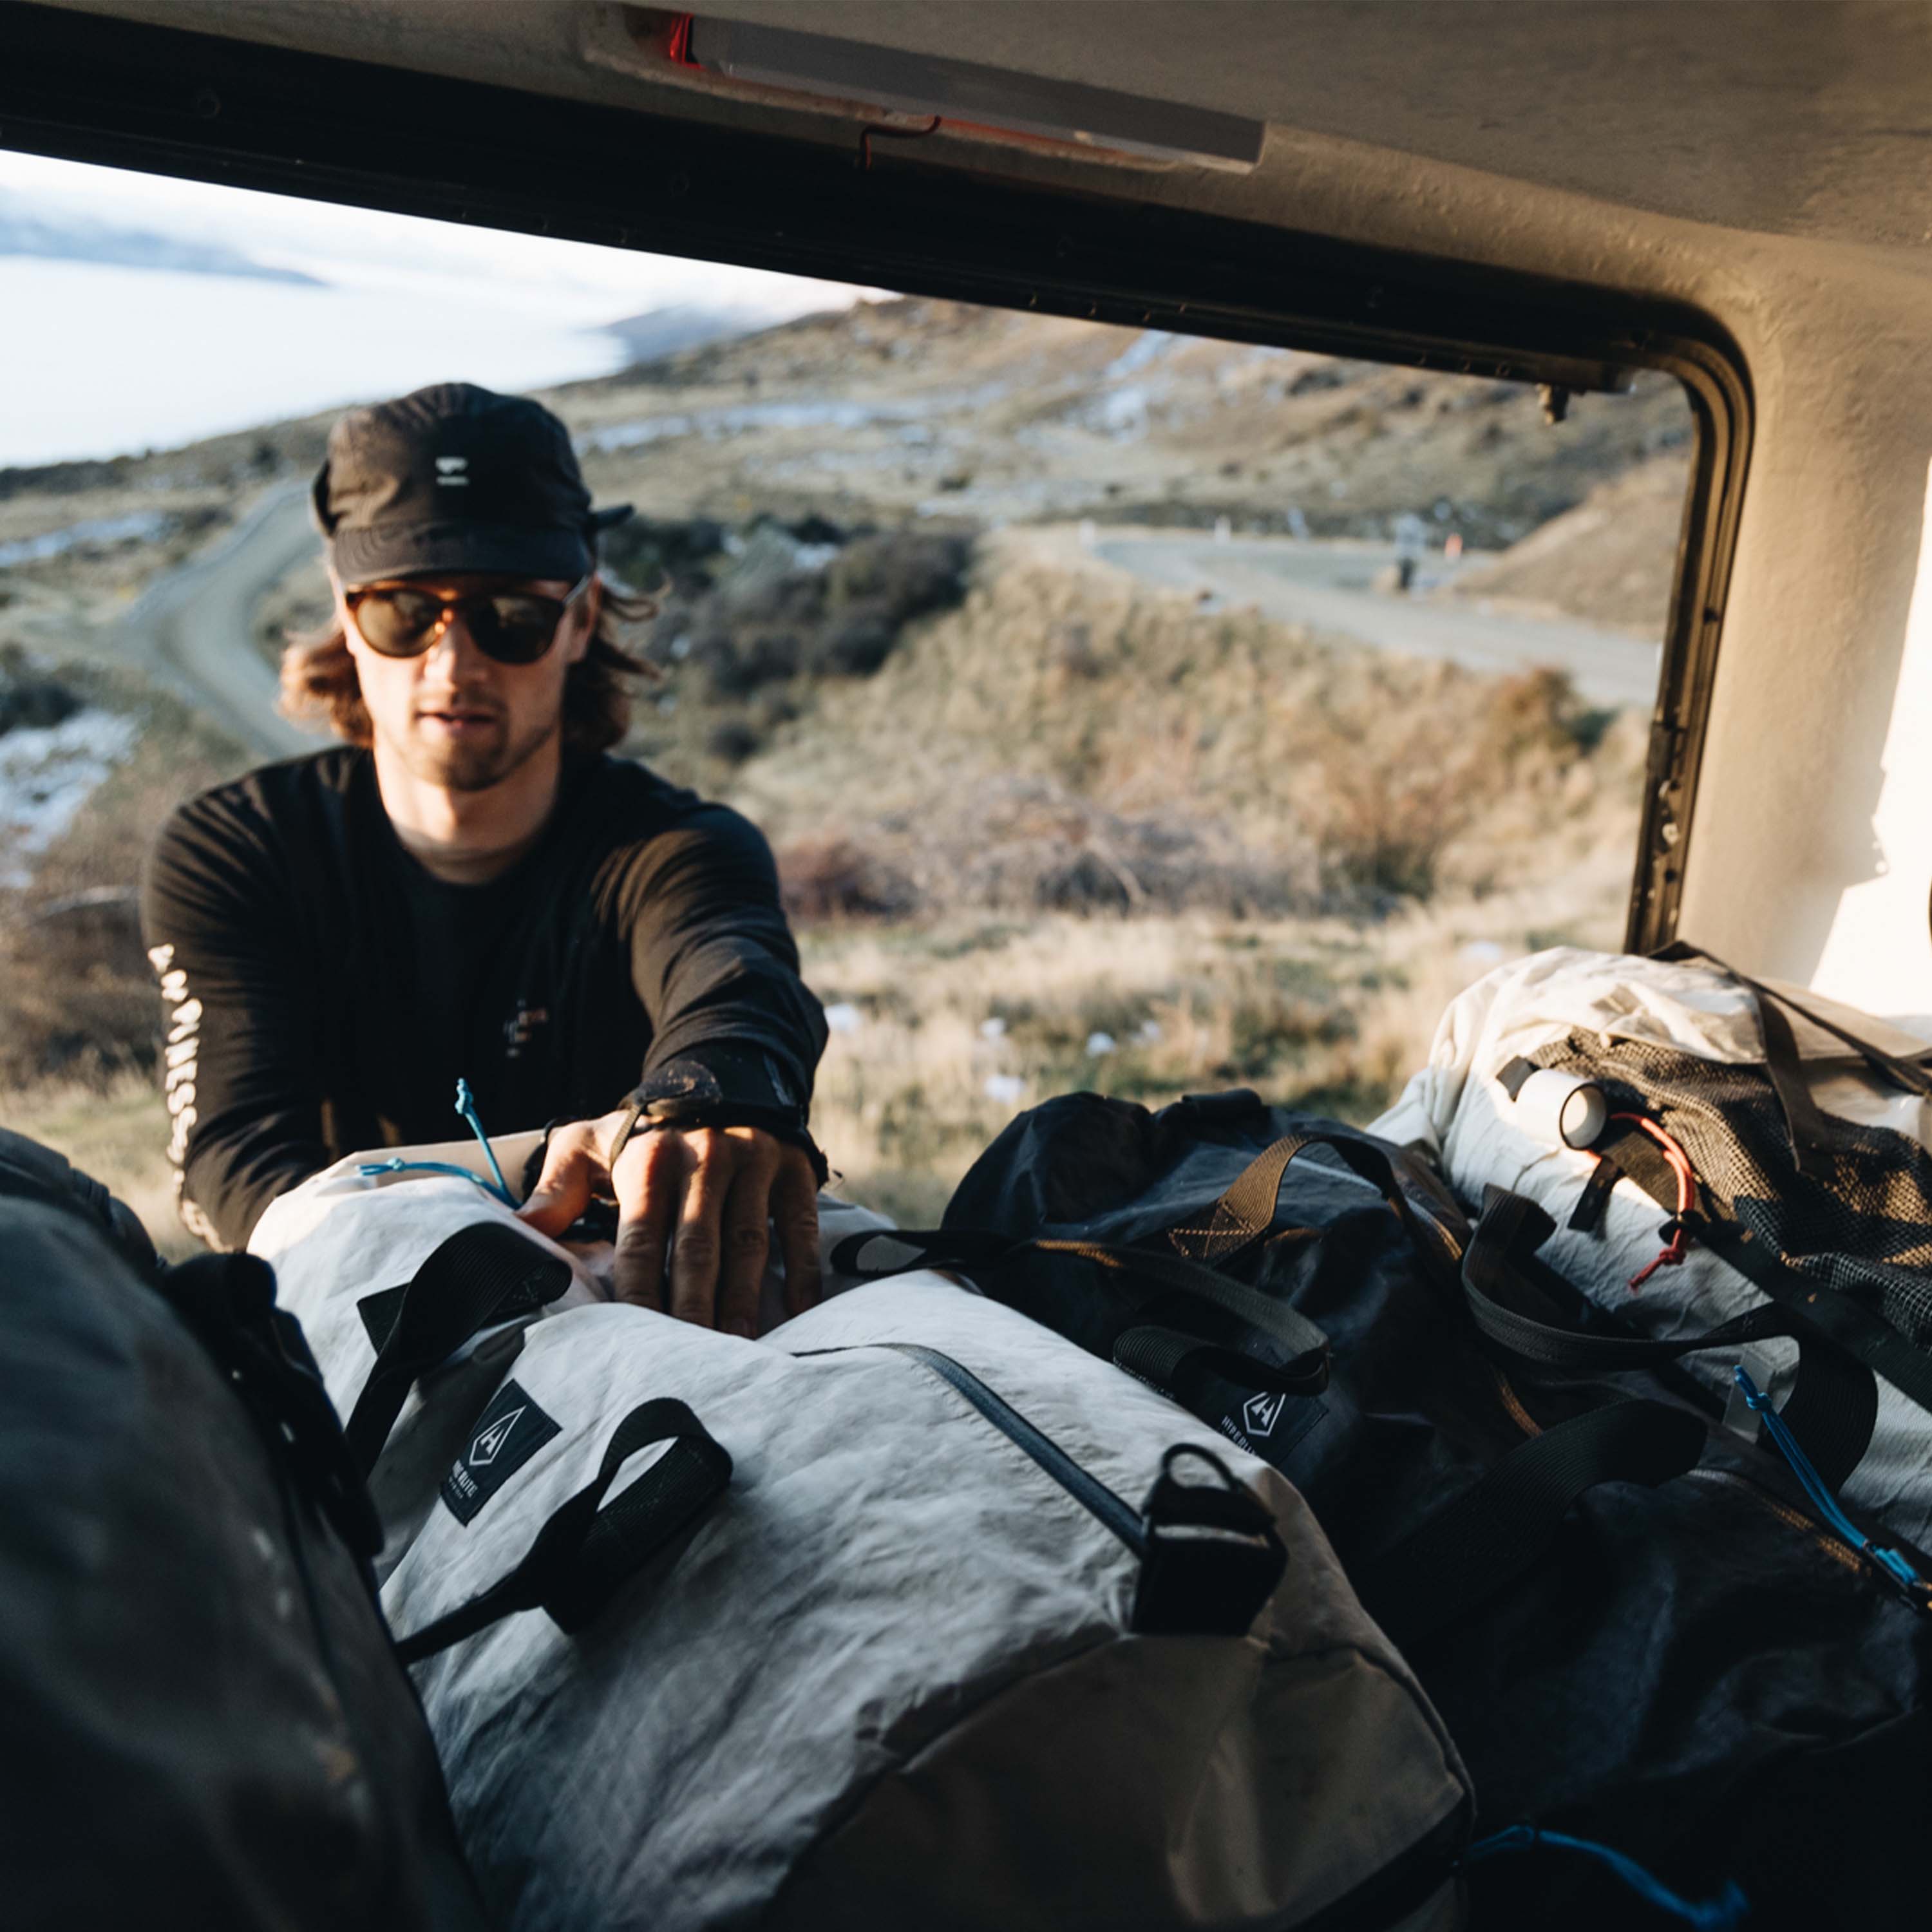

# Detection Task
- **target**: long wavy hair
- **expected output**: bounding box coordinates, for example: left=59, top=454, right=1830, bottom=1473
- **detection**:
left=279, top=579, right=658, bottom=755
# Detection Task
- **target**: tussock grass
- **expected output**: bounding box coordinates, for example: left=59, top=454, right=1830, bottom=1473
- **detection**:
left=0, top=1072, right=200, bottom=1262
left=800, top=865, right=1629, bottom=1224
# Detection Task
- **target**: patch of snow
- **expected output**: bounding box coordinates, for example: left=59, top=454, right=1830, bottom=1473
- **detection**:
left=824, top=1001, right=863, bottom=1035
left=0, top=706, right=138, bottom=886
left=1084, top=1031, right=1117, bottom=1056
left=978, top=1016, right=1007, bottom=1040
left=1103, top=329, right=1176, bottom=382
left=0, top=511, right=170, bottom=568
left=580, top=383, right=1009, bottom=455
left=983, top=1074, right=1026, bottom=1105
left=1098, top=384, right=1151, bottom=439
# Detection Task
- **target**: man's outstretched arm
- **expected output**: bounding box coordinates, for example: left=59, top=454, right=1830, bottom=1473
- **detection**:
left=521, top=804, right=829, bottom=1331
left=140, top=794, right=330, bottom=1251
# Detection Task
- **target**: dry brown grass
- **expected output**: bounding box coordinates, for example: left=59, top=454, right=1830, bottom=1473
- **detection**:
left=800, top=856, right=1631, bottom=1224
left=724, top=536, right=1645, bottom=916
left=0, top=1072, right=200, bottom=1262
left=0, top=665, right=248, bottom=1089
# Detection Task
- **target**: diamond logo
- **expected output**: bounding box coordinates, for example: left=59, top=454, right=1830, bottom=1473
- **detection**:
left=468, top=1406, right=525, bottom=1467
left=1242, top=1390, right=1287, bottom=1439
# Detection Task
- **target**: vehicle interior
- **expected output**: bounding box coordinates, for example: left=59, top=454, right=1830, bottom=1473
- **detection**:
left=6, top=4, right=1932, bottom=1928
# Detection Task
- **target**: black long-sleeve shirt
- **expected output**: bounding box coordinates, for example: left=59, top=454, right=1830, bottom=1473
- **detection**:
left=140, top=746, right=826, bottom=1249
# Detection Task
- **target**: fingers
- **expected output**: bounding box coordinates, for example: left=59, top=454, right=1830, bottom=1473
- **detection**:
left=612, top=1130, right=683, bottom=1313
left=569, top=1122, right=820, bottom=1336
left=772, top=1150, right=822, bottom=1318
left=667, top=1142, right=730, bottom=1329
left=516, top=1120, right=601, bottom=1238
left=714, top=1153, right=777, bottom=1340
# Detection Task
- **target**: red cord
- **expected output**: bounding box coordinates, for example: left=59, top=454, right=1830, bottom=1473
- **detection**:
left=665, top=14, right=696, bottom=66
left=1609, top=1113, right=1697, bottom=1291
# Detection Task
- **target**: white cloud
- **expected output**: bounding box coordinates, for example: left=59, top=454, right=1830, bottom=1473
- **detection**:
left=0, top=153, right=877, bottom=464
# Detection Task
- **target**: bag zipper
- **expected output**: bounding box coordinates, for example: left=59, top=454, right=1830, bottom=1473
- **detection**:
left=876, top=1343, right=1148, bottom=1556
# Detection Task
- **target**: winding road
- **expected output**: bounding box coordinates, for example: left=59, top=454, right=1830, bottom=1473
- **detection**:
left=114, top=497, right=1662, bottom=760
left=115, top=482, right=330, bottom=759
left=1090, top=531, right=1662, bottom=711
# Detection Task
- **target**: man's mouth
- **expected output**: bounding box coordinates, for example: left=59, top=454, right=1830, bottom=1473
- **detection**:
left=416, top=704, right=502, bottom=737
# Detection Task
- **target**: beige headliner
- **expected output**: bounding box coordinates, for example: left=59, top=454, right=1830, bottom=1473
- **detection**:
left=26, top=1, right=1932, bottom=1011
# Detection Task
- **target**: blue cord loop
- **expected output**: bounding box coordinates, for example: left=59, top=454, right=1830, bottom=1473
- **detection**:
left=353, top=1156, right=516, bottom=1203
left=453, top=1078, right=515, bottom=1201
left=352, top=1078, right=519, bottom=1208
left=1466, top=1824, right=1749, bottom=1927
left=1733, top=1364, right=1931, bottom=1602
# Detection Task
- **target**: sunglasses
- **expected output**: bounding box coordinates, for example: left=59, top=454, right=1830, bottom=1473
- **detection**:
left=345, top=575, right=592, bottom=665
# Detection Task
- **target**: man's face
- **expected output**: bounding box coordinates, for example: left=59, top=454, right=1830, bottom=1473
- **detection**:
left=337, top=572, right=598, bottom=792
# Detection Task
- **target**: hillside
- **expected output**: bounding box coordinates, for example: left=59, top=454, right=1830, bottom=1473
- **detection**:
left=0, top=292, right=1692, bottom=1238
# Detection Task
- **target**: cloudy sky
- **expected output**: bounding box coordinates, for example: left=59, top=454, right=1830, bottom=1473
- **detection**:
left=0, top=150, right=868, bottom=466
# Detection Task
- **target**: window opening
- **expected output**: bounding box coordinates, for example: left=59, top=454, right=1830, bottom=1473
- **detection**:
left=0, top=155, right=1694, bottom=1242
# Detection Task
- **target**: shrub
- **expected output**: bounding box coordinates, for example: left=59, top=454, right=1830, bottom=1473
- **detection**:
left=777, top=837, right=918, bottom=923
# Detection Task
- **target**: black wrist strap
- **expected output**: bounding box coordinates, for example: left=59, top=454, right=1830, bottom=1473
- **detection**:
left=609, top=1092, right=829, bottom=1184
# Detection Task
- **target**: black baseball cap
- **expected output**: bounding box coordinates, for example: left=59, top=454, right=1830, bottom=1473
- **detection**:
left=310, top=382, right=631, bottom=586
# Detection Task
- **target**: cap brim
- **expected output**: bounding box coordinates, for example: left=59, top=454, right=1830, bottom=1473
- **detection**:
left=330, top=521, right=592, bottom=586
left=590, top=504, right=633, bottom=532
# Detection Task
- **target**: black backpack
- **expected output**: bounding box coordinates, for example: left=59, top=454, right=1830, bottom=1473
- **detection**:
left=837, top=1088, right=1932, bottom=1929
left=0, top=1131, right=488, bottom=1932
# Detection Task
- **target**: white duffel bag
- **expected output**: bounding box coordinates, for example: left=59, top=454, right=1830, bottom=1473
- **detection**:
left=251, top=1142, right=1473, bottom=1932
left=1374, top=944, right=1932, bottom=1548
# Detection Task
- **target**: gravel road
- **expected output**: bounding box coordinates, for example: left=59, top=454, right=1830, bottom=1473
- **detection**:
left=1092, top=532, right=1662, bottom=710
left=113, top=484, right=329, bottom=759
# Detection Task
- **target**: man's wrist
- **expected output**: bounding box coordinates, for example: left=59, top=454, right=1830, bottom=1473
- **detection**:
left=607, top=1091, right=829, bottom=1185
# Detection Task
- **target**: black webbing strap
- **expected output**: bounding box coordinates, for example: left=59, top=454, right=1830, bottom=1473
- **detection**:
left=1351, top=1399, right=1709, bottom=1648
left=1777, top=1333, right=1882, bottom=1496
left=1130, top=1444, right=1288, bottom=1636
left=1684, top=1208, right=1932, bottom=1419
left=344, top=1222, right=573, bottom=1477
left=1463, top=1187, right=1880, bottom=1487
left=829, top=1224, right=1331, bottom=1392
left=1168, top=1128, right=1460, bottom=1288
left=393, top=1397, right=730, bottom=1665
left=1111, top=1321, right=1325, bottom=1400
left=1568, top=1152, right=1623, bottom=1233
left=1654, top=941, right=1932, bottom=1176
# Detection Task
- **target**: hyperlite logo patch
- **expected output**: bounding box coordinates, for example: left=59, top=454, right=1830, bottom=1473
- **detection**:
left=441, top=1379, right=560, bottom=1525
left=1242, top=1390, right=1288, bottom=1439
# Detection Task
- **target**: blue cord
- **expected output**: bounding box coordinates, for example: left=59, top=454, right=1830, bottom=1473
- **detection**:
left=1733, top=1364, right=1931, bottom=1600
left=453, top=1077, right=515, bottom=1203
left=354, top=1156, right=518, bottom=1204
left=1466, top=1824, right=1749, bottom=1927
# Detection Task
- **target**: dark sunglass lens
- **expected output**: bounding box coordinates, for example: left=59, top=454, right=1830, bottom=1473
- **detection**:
left=357, top=588, right=442, bottom=654
left=469, top=594, right=562, bottom=665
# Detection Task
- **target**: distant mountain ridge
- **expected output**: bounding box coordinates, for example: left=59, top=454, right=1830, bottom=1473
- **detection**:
left=594, top=302, right=796, bottom=365
left=0, top=200, right=325, bottom=285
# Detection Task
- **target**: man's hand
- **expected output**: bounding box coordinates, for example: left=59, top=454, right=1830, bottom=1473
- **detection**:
left=518, top=1114, right=822, bottom=1334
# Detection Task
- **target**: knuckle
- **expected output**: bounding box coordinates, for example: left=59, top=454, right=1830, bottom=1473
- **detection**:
left=727, top=1220, right=769, bottom=1254
left=675, top=1228, right=719, bottom=1268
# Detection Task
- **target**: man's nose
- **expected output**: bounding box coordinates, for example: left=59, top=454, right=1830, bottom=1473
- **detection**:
left=421, top=609, right=488, bottom=676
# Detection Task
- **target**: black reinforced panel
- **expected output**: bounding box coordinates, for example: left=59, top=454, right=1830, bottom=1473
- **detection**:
left=0, top=1, right=1750, bottom=947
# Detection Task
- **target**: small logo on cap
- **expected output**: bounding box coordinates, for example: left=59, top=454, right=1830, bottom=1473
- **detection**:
left=435, top=455, right=470, bottom=488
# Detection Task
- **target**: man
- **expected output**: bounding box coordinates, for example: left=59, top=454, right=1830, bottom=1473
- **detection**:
left=142, top=383, right=828, bottom=1333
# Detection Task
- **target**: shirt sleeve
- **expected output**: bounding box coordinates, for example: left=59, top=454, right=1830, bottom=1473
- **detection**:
left=139, top=790, right=331, bottom=1250
left=614, top=803, right=827, bottom=1127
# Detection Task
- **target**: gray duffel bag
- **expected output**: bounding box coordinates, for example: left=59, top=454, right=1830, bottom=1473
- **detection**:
left=253, top=1151, right=1474, bottom=1931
